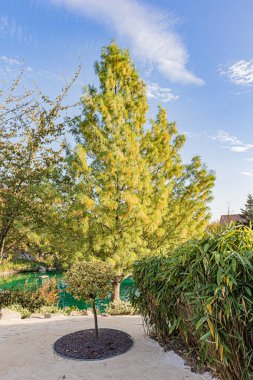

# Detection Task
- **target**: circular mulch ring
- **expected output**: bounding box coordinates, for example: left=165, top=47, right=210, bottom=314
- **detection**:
left=53, top=328, right=134, bottom=360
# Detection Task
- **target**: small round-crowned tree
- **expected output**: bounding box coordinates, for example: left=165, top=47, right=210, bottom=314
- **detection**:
left=67, top=260, right=113, bottom=341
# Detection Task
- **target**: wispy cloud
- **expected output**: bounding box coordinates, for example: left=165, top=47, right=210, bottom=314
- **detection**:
left=50, top=0, right=204, bottom=85
left=229, top=90, right=251, bottom=96
left=242, top=171, right=253, bottom=177
left=215, top=130, right=241, bottom=145
left=0, top=55, right=55, bottom=80
left=213, top=130, right=253, bottom=153
left=0, top=15, right=16, bottom=37
left=0, top=14, right=35, bottom=44
left=147, top=83, right=179, bottom=102
left=220, top=60, right=253, bottom=86
left=0, top=55, right=84, bottom=91
left=246, top=158, right=253, bottom=162
left=183, top=131, right=202, bottom=139
left=0, top=55, right=23, bottom=78
left=0, top=55, right=22, bottom=66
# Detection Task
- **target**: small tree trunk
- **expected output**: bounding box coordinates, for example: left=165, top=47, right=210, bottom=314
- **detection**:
left=0, top=237, right=5, bottom=263
left=92, top=300, right=98, bottom=342
left=111, top=275, right=124, bottom=302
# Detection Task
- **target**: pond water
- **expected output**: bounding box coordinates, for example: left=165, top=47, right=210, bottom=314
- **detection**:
left=0, top=272, right=134, bottom=312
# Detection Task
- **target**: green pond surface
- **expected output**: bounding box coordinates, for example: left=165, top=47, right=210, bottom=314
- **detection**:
left=0, top=272, right=134, bottom=312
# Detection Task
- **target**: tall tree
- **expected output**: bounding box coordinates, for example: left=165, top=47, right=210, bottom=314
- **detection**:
left=0, top=73, right=77, bottom=262
left=241, top=193, right=253, bottom=225
left=140, top=107, right=215, bottom=252
left=70, top=42, right=215, bottom=299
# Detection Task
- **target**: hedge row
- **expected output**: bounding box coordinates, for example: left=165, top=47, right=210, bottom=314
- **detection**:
left=131, top=225, right=253, bottom=380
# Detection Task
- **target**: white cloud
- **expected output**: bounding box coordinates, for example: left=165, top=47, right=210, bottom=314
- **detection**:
left=147, top=83, right=179, bottom=102
left=50, top=0, right=204, bottom=85
left=186, top=130, right=253, bottom=154
left=0, top=56, right=22, bottom=66
left=230, top=146, right=251, bottom=153
left=220, top=60, right=253, bottom=85
left=213, top=130, right=253, bottom=153
left=242, top=171, right=253, bottom=177
left=216, top=130, right=241, bottom=145
left=246, top=158, right=253, bottom=161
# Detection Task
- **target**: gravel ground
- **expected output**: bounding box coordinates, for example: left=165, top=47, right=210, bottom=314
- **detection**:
left=0, top=315, right=216, bottom=380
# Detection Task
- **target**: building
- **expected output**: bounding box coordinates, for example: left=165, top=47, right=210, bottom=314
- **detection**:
left=219, top=214, right=245, bottom=226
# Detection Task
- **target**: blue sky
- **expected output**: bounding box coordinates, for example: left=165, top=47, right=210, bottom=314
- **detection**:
left=1, top=0, right=253, bottom=220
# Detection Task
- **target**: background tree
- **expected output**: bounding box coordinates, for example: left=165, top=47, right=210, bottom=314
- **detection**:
left=0, top=72, right=78, bottom=262
left=67, top=260, right=113, bottom=341
left=69, top=42, right=215, bottom=299
left=241, top=193, right=253, bottom=225
left=26, top=160, right=87, bottom=269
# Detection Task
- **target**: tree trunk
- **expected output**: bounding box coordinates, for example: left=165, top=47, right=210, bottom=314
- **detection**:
left=92, top=300, right=98, bottom=342
left=0, top=237, right=5, bottom=263
left=111, top=275, right=124, bottom=302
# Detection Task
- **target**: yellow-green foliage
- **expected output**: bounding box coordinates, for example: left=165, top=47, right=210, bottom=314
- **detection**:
left=0, top=259, right=40, bottom=273
left=70, top=42, right=215, bottom=280
left=8, top=304, right=31, bottom=319
left=131, top=225, right=253, bottom=380
left=106, top=300, right=136, bottom=315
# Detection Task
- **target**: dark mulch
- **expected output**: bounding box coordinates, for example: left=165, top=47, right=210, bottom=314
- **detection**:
left=53, top=328, right=134, bottom=360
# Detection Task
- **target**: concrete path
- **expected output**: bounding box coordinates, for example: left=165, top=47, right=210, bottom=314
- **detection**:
left=0, top=315, right=214, bottom=380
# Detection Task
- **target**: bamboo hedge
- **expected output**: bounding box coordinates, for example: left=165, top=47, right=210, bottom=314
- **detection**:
left=131, top=225, right=253, bottom=379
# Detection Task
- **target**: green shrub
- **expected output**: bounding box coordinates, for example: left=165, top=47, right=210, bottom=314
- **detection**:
left=5, top=304, right=81, bottom=318
left=36, top=305, right=83, bottom=316
left=0, top=290, right=44, bottom=311
left=36, top=305, right=61, bottom=315
left=131, top=225, right=253, bottom=380
left=0, top=277, right=59, bottom=312
left=106, top=300, right=136, bottom=315
left=59, top=305, right=80, bottom=315
left=8, top=303, right=31, bottom=318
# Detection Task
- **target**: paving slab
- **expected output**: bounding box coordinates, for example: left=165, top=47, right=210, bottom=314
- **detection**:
left=0, top=315, right=215, bottom=380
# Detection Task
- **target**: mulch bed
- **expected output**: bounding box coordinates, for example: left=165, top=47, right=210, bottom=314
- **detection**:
left=53, top=328, right=134, bottom=360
